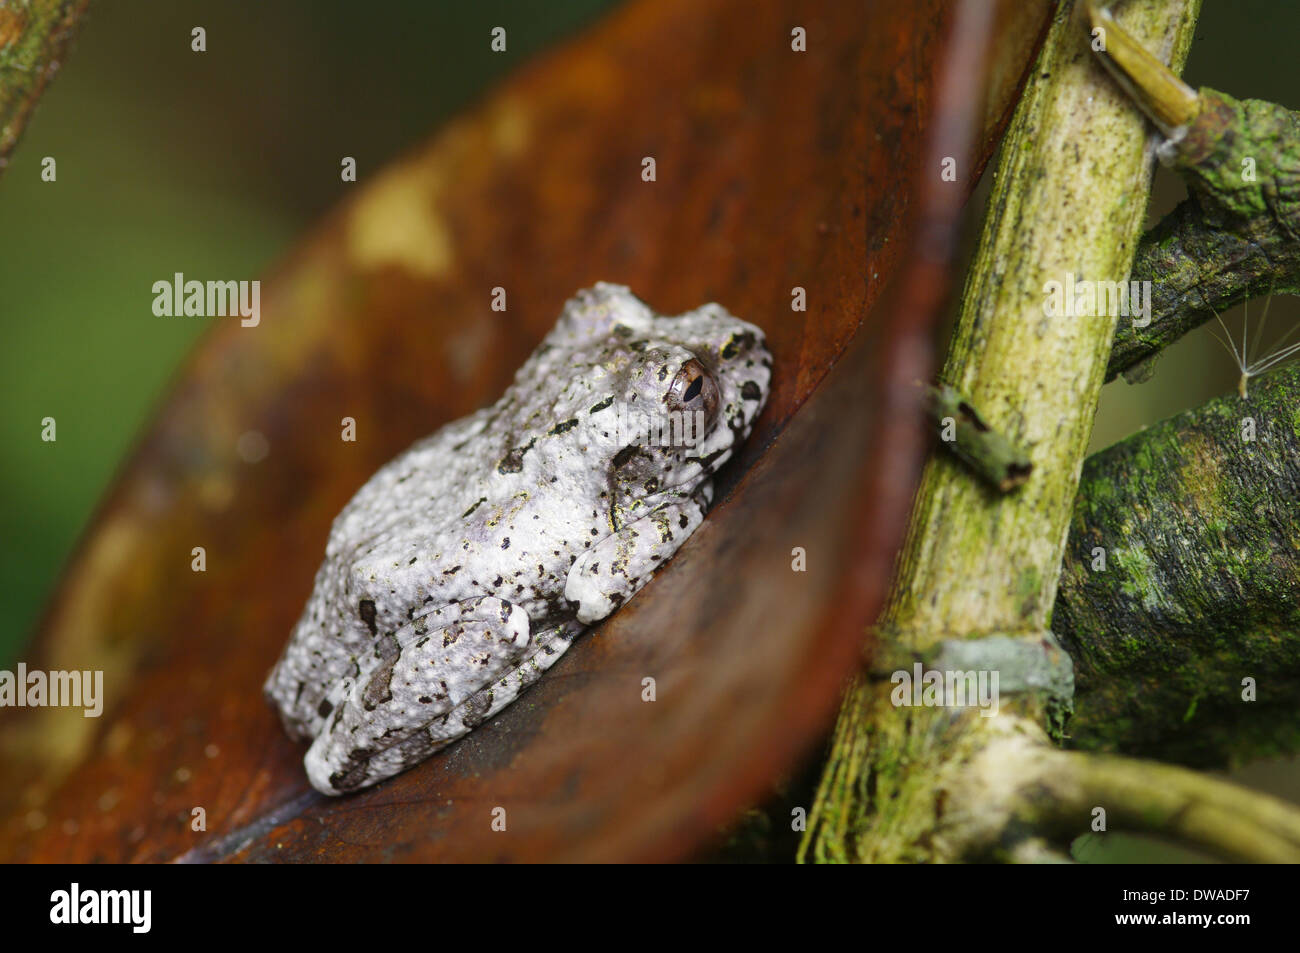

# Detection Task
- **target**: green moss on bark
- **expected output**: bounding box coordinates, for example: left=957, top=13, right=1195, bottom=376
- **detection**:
left=1056, top=360, right=1300, bottom=765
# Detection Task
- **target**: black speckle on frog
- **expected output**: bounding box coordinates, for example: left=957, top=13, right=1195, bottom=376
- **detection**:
left=497, top=438, right=535, bottom=474
left=358, top=599, right=377, bottom=636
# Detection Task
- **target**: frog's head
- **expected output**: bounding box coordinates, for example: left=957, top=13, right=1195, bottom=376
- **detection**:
left=549, top=283, right=772, bottom=510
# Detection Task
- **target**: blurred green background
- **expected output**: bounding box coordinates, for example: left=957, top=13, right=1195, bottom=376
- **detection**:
left=0, top=0, right=619, bottom=656
left=1, top=1, right=1297, bottom=860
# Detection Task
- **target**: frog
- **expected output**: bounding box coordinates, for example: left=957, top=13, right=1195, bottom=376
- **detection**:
left=264, top=282, right=772, bottom=795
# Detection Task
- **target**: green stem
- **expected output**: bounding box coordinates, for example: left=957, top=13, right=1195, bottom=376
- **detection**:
left=802, top=0, right=1202, bottom=863
left=953, top=728, right=1300, bottom=862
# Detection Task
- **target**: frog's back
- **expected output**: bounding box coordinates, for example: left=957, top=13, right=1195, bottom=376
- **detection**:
left=265, top=397, right=598, bottom=736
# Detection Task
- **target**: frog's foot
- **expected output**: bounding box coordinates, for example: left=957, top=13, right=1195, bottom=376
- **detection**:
left=564, top=488, right=710, bottom=624
left=439, top=620, right=583, bottom=734
left=303, top=595, right=531, bottom=795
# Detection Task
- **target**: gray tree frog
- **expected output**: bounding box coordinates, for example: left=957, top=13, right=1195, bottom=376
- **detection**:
left=264, top=283, right=771, bottom=794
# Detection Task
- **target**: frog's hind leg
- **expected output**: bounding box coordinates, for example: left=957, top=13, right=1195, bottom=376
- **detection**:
left=329, top=621, right=584, bottom=793
left=303, top=595, right=531, bottom=795
left=337, top=731, right=458, bottom=794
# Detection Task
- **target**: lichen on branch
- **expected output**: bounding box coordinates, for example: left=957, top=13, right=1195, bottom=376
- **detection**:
left=1056, top=358, right=1300, bottom=766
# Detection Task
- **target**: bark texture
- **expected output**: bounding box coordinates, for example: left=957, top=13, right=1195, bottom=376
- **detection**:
left=1057, top=359, right=1300, bottom=766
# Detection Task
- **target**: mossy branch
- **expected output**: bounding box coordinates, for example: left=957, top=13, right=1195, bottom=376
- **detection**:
left=803, top=0, right=1213, bottom=863
left=1108, top=88, right=1300, bottom=379
left=1055, top=358, right=1300, bottom=766
left=728, top=355, right=1300, bottom=862
left=1080, top=1, right=1300, bottom=380
left=0, top=0, right=90, bottom=174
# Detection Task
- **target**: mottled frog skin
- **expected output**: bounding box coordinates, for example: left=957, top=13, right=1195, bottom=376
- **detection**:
left=264, top=283, right=771, bottom=794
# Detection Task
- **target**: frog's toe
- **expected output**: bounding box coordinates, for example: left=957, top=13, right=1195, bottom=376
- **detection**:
left=563, top=565, right=619, bottom=624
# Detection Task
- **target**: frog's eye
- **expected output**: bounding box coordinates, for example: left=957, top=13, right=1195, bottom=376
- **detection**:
left=665, top=358, right=720, bottom=426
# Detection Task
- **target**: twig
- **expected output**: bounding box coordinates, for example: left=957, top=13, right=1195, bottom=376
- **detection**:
left=946, top=722, right=1300, bottom=863
left=0, top=0, right=91, bottom=174
left=924, top=384, right=1033, bottom=492
left=1085, top=2, right=1300, bottom=381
